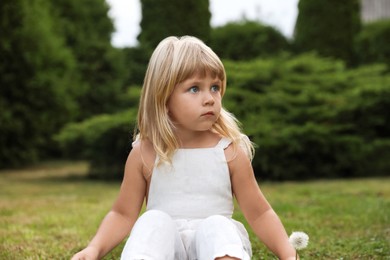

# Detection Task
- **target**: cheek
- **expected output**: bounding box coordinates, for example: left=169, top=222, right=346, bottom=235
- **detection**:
left=215, top=97, right=222, bottom=108
left=167, top=102, right=185, bottom=121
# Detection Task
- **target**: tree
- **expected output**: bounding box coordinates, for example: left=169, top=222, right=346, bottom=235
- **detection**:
left=138, top=0, right=211, bottom=49
left=294, top=0, right=361, bottom=65
left=0, top=0, right=128, bottom=168
left=0, top=0, right=77, bottom=167
left=355, top=19, right=390, bottom=66
left=53, top=0, right=127, bottom=119
left=209, top=21, right=290, bottom=60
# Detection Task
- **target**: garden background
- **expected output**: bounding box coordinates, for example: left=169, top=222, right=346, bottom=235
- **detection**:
left=1, top=0, right=389, bottom=258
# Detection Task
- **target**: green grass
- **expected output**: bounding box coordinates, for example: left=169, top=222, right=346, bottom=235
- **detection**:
left=0, top=161, right=389, bottom=259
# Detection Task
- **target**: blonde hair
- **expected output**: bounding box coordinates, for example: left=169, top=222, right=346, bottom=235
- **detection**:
left=135, top=36, right=254, bottom=164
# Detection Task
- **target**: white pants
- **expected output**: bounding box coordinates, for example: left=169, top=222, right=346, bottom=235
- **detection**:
left=121, top=210, right=251, bottom=260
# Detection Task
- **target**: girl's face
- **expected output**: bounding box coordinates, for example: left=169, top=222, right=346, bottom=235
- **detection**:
left=167, top=71, right=222, bottom=136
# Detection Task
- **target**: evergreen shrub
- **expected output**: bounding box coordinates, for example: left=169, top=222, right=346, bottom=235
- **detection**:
left=294, top=0, right=361, bottom=65
left=210, top=21, right=290, bottom=61
left=224, top=54, right=389, bottom=180
left=55, top=109, right=137, bottom=179
left=57, top=55, right=389, bottom=180
left=355, top=19, right=390, bottom=66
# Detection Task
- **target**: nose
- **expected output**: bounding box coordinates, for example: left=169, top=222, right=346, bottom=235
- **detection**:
left=203, top=91, right=215, bottom=106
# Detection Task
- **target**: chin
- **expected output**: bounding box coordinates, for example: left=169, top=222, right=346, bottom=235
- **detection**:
left=197, top=124, right=215, bottom=132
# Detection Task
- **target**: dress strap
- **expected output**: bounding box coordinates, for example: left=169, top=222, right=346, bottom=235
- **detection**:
left=215, top=137, right=232, bottom=149
left=132, top=135, right=140, bottom=147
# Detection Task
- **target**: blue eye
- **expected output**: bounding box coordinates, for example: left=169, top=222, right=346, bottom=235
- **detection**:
left=189, top=86, right=199, bottom=93
left=211, top=85, right=220, bottom=92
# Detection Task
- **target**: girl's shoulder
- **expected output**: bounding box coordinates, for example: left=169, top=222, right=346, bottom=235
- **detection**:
left=131, top=138, right=156, bottom=178
left=224, top=134, right=254, bottom=162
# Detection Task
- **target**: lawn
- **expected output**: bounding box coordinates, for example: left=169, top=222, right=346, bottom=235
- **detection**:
left=0, top=161, right=389, bottom=259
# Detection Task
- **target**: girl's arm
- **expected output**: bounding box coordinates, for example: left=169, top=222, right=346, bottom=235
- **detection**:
left=71, top=142, right=147, bottom=260
left=227, top=145, right=297, bottom=260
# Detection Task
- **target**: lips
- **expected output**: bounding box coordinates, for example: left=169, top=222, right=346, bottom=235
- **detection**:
left=202, top=111, right=215, bottom=116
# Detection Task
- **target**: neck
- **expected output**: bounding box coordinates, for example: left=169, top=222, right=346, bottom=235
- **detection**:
left=175, top=130, right=219, bottom=149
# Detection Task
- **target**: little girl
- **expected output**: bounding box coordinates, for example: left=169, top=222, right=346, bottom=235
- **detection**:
left=72, top=36, right=297, bottom=260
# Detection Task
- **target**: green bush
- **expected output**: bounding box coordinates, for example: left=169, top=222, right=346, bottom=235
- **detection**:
left=0, top=0, right=78, bottom=167
left=57, top=55, right=389, bottom=180
left=210, top=21, right=290, bottom=61
left=0, top=0, right=126, bottom=168
left=53, top=0, right=127, bottom=119
left=55, top=109, right=137, bottom=179
left=122, top=46, right=151, bottom=87
left=355, top=19, right=390, bottom=66
left=225, top=54, right=390, bottom=180
left=294, top=0, right=361, bottom=65
left=138, top=0, right=211, bottom=48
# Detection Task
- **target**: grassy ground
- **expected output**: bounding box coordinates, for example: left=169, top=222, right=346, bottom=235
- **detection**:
left=0, top=161, right=389, bottom=259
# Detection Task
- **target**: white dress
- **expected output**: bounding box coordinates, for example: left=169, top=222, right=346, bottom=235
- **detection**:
left=121, top=138, right=252, bottom=260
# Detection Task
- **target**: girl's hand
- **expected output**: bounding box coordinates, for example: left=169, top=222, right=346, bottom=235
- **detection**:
left=71, top=246, right=100, bottom=260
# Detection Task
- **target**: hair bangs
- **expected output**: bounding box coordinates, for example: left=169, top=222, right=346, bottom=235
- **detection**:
left=173, top=38, right=226, bottom=93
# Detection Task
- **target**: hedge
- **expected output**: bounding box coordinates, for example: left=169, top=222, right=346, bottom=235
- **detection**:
left=56, top=54, right=389, bottom=180
left=55, top=109, right=137, bottom=179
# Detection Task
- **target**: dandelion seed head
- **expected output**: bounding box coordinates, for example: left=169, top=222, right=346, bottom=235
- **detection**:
left=289, top=231, right=309, bottom=250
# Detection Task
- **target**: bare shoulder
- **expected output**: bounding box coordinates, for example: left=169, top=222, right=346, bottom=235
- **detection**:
left=224, top=141, right=253, bottom=177
left=224, top=140, right=251, bottom=164
left=129, top=139, right=156, bottom=178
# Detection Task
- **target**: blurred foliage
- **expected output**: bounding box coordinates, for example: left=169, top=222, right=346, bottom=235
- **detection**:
left=55, top=86, right=141, bottom=179
left=0, top=0, right=128, bottom=168
left=138, top=0, right=211, bottom=49
left=210, top=21, right=290, bottom=60
left=57, top=54, right=389, bottom=180
left=122, top=46, right=152, bottom=87
left=0, top=0, right=78, bottom=167
left=224, top=54, right=389, bottom=180
left=355, top=19, right=390, bottom=66
left=55, top=109, right=138, bottom=179
left=52, top=0, right=127, bottom=119
left=294, top=0, right=361, bottom=65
